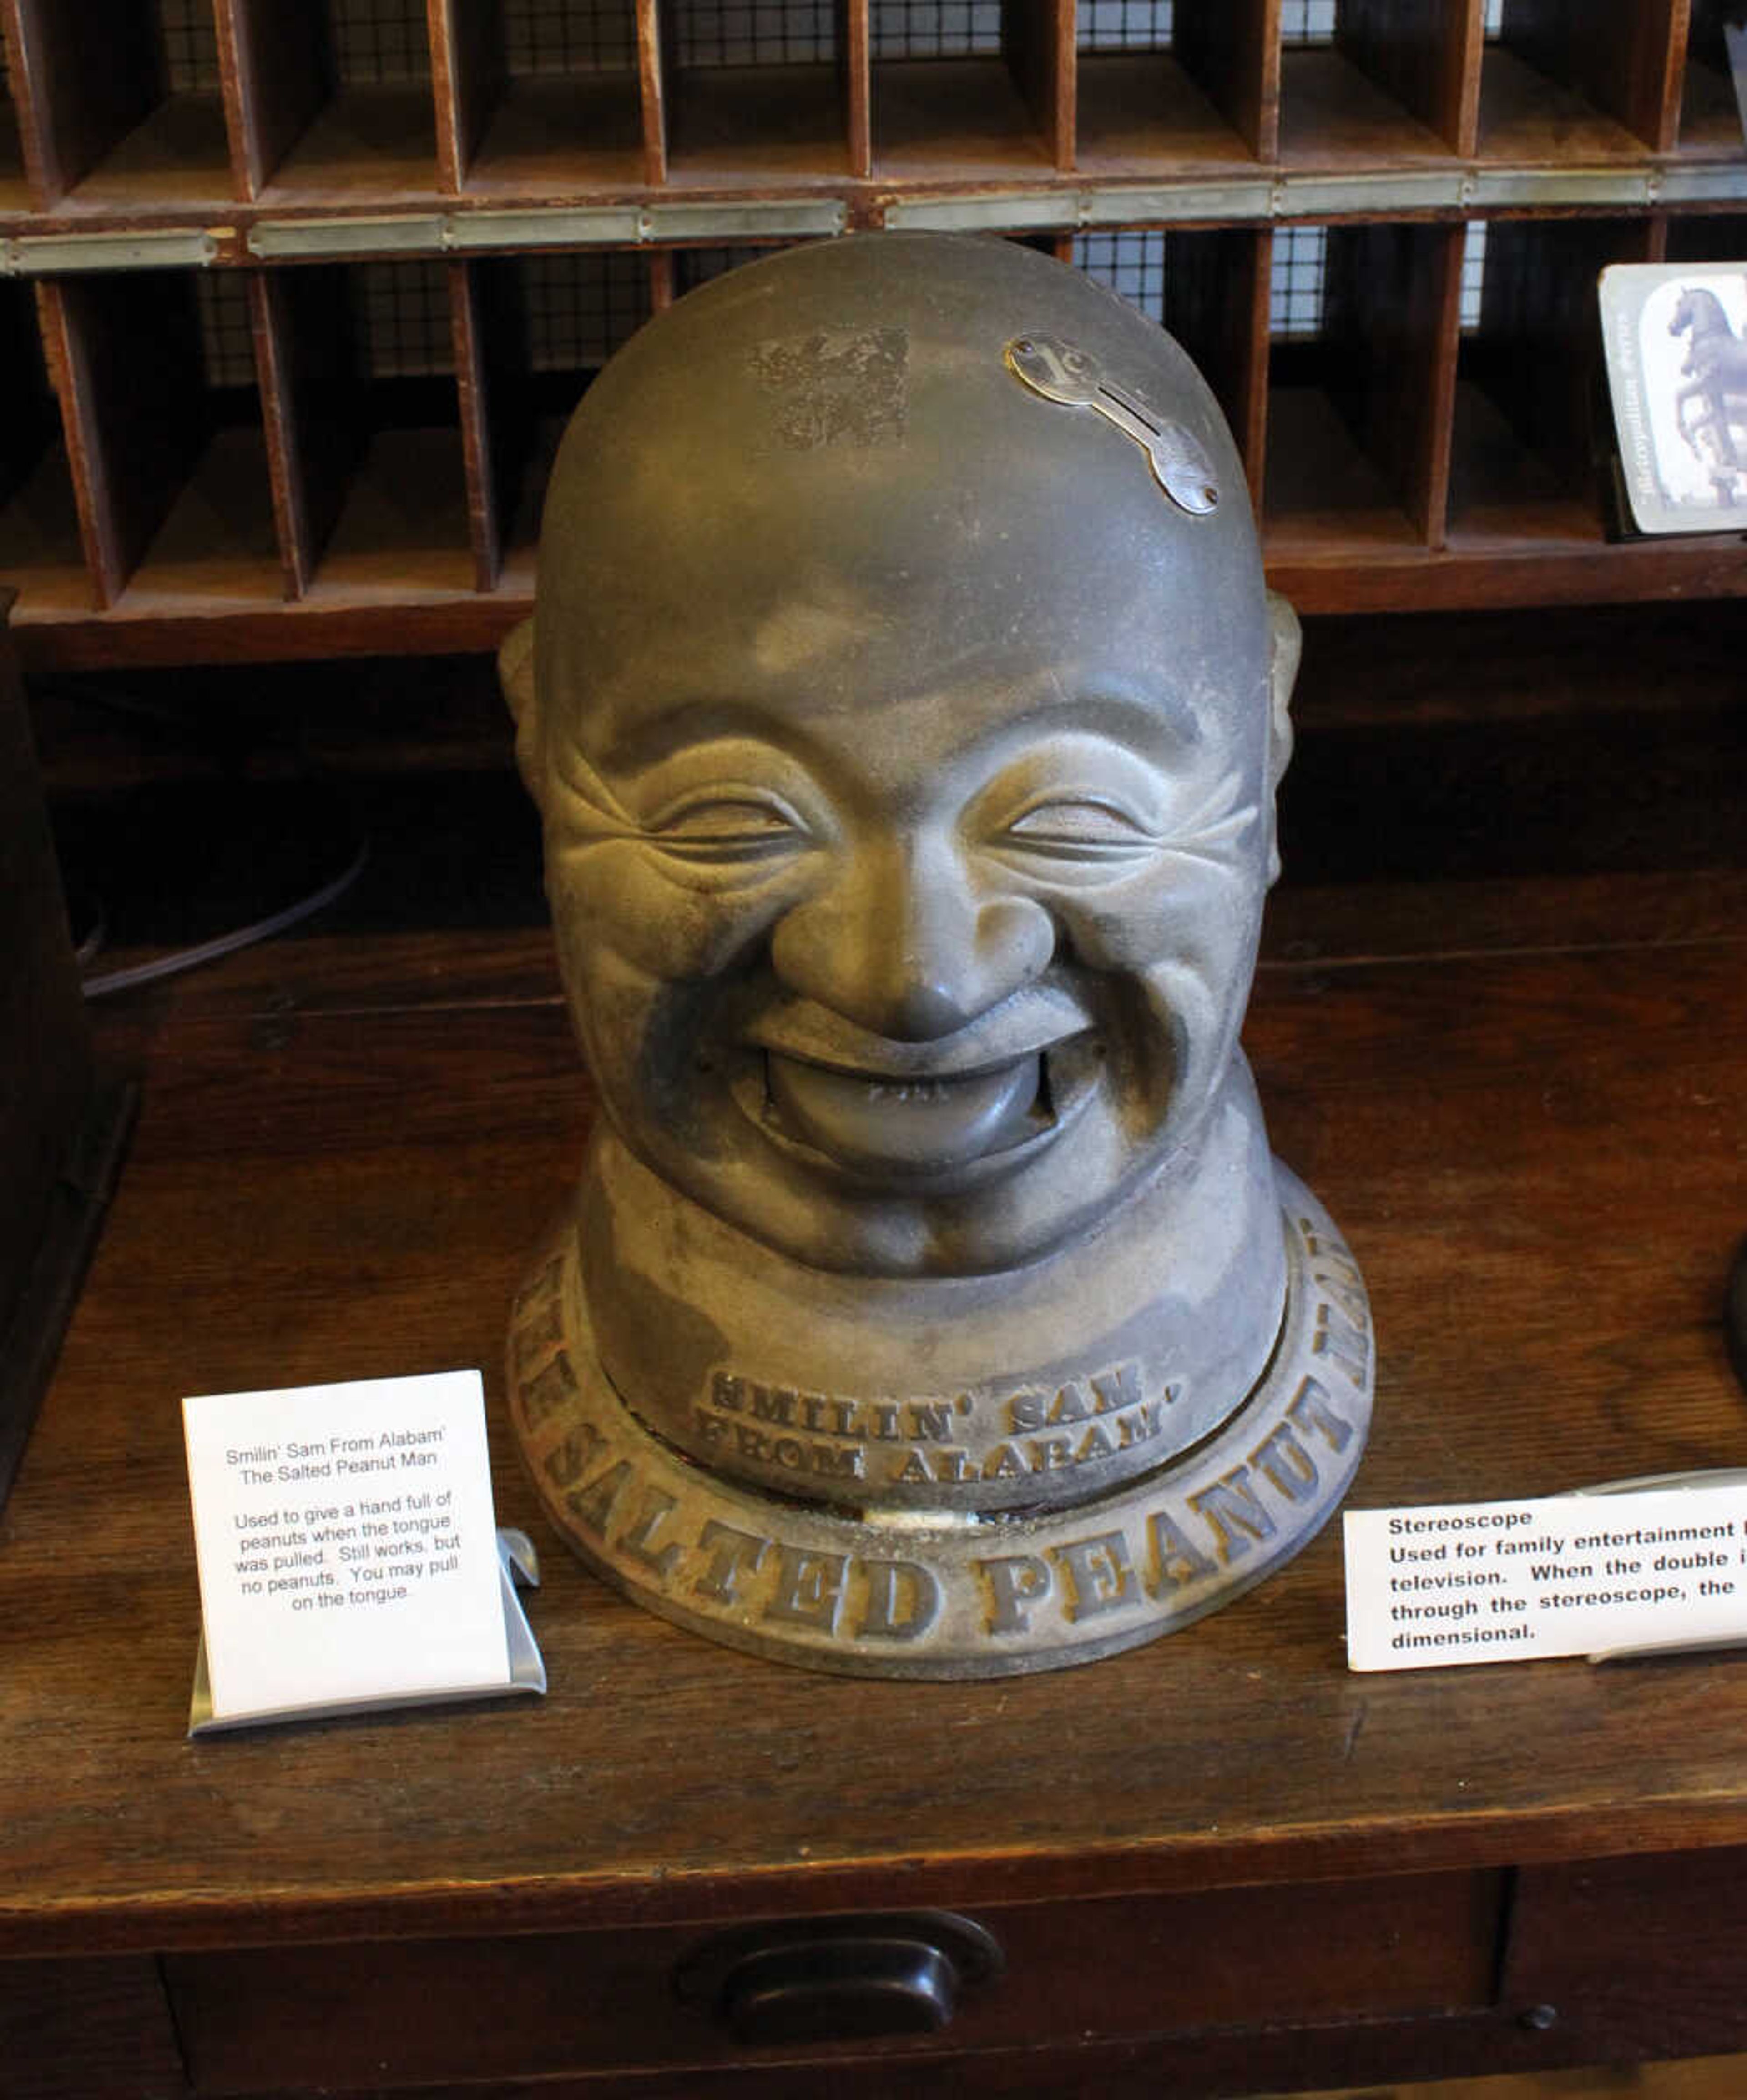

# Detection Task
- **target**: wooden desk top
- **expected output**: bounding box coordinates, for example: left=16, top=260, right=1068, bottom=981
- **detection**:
left=5, top=867, right=1747, bottom=1962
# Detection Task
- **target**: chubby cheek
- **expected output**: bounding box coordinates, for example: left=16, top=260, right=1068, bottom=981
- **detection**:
left=558, top=936, right=745, bottom=1158
left=1050, top=859, right=1258, bottom=985
left=1052, top=862, right=1260, bottom=1099
left=549, top=840, right=797, bottom=981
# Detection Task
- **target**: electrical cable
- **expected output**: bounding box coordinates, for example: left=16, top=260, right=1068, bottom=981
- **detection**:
left=81, top=836, right=369, bottom=999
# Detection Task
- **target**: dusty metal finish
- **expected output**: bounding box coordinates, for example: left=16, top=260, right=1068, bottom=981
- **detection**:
left=510, top=1168, right=1369, bottom=1677
left=505, top=232, right=1371, bottom=1674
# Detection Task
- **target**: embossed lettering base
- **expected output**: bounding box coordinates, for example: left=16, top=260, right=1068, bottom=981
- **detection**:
left=508, top=1166, right=1372, bottom=1678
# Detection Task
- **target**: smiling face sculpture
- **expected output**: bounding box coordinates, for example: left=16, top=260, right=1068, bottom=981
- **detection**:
left=505, top=235, right=1372, bottom=1677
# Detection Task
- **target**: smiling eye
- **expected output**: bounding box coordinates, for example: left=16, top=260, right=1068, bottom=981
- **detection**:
left=1000, top=799, right=1160, bottom=860
left=647, top=796, right=808, bottom=861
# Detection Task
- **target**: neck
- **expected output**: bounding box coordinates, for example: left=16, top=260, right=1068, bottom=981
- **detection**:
left=576, top=1056, right=1287, bottom=1516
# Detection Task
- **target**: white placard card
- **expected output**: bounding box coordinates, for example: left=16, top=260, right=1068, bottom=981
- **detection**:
left=184, top=1370, right=526, bottom=1730
left=1345, top=1483, right=1747, bottom=1672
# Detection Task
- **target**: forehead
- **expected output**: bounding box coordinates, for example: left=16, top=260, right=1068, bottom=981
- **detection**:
left=544, top=434, right=1266, bottom=775
left=534, top=237, right=1268, bottom=771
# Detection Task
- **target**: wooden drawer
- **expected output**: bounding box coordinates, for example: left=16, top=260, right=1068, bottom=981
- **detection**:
left=165, top=1868, right=1504, bottom=2093
left=0, top=1956, right=186, bottom=2100
left=1505, top=1845, right=1747, bottom=2066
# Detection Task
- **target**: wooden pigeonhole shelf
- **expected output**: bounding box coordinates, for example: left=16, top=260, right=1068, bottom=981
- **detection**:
left=0, top=0, right=1742, bottom=669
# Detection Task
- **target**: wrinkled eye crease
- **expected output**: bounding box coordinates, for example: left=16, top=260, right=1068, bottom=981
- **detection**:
left=1003, top=801, right=1160, bottom=853
left=553, top=756, right=1255, bottom=879
left=649, top=800, right=808, bottom=857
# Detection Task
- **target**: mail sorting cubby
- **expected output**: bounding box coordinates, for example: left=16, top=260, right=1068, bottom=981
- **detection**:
left=0, top=34, right=29, bottom=206
left=0, top=278, right=86, bottom=613
left=1073, top=0, right=1272, bottom=175
left=434, top=0, right=643, bottom=193
left=1666, top=210, right=1747, bottom=266
left=1259, top=217, right=1461, bottom=555
left=457, top=246, right=655, bottom=590
left=218, top=0, right=438, bottom=201
left=871, top=0, right=1070, bottom=180
left=1477, top=0, right=1686, bottom=160
left=1275, top=0, right=1483, bottom=164
left=253, top=258, right=472, bottom=598
left=37, top=266, right=281, bottom=609
left=1681, top=0, right=1747, bottom=156
left=651, top=0, right=860, bottom=183
left=1446, top=215, right=1662, bottom=551
left=0, top=0, right=232, bottom=206
left=1070, top=219, right=1449, bottom=544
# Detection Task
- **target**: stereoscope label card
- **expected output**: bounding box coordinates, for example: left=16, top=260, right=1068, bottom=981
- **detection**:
left=183, top=1370, right=510, bottom=1726
left=1346, top=1483, right=1747, bottom=1672
left=1601, top=260, right=1747, bottom=535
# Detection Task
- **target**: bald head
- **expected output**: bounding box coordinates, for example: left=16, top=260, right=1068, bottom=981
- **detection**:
left=522, top=233, right=1267, bottom=779
left=508, top=233, right=1296, bottom=1279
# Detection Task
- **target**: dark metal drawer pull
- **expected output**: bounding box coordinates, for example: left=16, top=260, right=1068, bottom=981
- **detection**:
left=723, top=1936, right=955, bottom=2043
left=675, top=1910, right=1003, bottom=2047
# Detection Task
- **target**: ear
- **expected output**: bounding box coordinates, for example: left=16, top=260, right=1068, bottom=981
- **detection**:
left=1263, top=591, right=1300, bottom=888
left=498, top=616, right=541, bottom=804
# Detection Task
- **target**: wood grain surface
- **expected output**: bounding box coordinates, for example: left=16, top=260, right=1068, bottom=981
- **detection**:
left=4, top=851, right=1745, bottom=1965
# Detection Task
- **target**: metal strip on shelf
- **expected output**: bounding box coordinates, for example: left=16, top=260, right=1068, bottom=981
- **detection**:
left=888, top=171, right=1464, bottom=233
left=1083, top=180, right=1274, bottom=226
left=1652, top=163, right=1747, bottom=206
left=8, top=229, right=219, bottom=274
left=1466, top=167, right=1654, bottom=209
left=9, top=166, right=1743, bottom=282
left=1276, top=170, right=1469, bottom=217
left=444, top=206, right=643, bottom=251
left=884, top=191, right=1081, bottom=232
left=247, top=215, right=448, bottom=260
left=639, top=199, right=847, bottom=241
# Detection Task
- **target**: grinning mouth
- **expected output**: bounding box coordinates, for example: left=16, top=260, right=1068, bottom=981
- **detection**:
left=767, top=1047, right=1047, bottom=1173
left=732, top=984, right=1102, bottom=1185
left=737, top=1031, right=1101, bottom=1185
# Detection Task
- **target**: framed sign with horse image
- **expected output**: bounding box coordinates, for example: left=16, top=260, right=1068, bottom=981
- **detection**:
left=1602, top=261, right=1747, bottom=537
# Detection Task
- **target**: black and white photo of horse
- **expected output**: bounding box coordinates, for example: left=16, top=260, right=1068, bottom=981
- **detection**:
left=1669, top=282, right=1747, bottom=503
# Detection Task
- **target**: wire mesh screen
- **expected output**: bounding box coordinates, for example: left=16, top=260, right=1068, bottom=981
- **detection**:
left=197, top=272, right=258, bottom=388
left=673, top=245, right=777, bottom=296
left=1078, top=0, right=1172, bottom=52
left=161, top=0, right=222, bottom=93
left=1075, top=1, right=1498, bottom=56
left=525, top=252, right=651, bottom=368
left=357, top=261, right=454, bottom=375
left=675, top=0, right=837, bottom=67
left=1460, top=220, right=1487, bottom=331
left=1279, top=0, right=1336, bottom=41
left=1074, top=230, right=1166, bottom=321
left=329, top=0, right=432, bottom=86
left=871, top=0, right=1002, bottom=60
left=1270, top=224, right=1326, bottom=336
left=503, top=0, right=639, bottom=73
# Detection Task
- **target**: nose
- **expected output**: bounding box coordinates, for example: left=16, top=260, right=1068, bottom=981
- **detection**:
left=770, top=832, right=1052, bottom=1042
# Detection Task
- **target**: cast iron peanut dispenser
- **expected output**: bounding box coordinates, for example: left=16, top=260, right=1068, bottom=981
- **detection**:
left=504, top=233, right=1372, bottom=1676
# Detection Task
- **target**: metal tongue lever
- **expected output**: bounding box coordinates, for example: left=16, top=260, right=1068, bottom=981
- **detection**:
left=1005, top=334, right=1220, bottom=516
